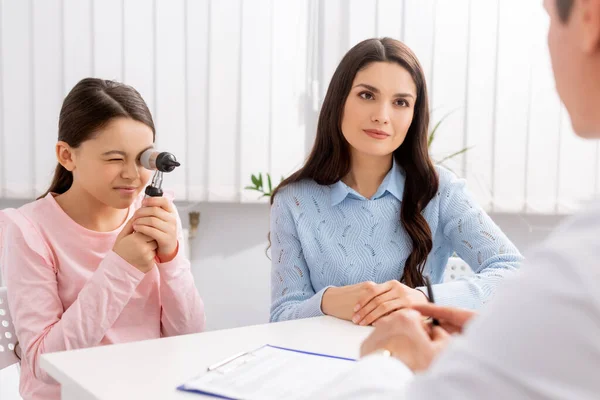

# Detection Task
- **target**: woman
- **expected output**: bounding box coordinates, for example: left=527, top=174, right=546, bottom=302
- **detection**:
left=269, top=38, right=522, bottom=325
left=0, top=78, right=205, bottom=400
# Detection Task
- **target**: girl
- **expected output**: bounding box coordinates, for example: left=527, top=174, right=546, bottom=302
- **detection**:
left=269, top=38, right=523, bottom=325
left=0, top=78, right=205, bottom=400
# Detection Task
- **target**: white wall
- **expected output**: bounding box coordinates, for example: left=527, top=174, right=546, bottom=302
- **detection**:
left=184, top=202, right=272, bottom=331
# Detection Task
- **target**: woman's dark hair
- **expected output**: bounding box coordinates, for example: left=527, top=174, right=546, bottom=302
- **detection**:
left=270, top=38, right=439, bottom=288
left=39, top=78, right=155, bottom=199
left=556, top=0, right=574, bottom=22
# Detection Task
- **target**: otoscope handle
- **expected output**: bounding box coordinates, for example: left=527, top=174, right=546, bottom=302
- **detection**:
left=145, top=186, right=163, bottom=197
left=145, top=171, right=164, bottom=197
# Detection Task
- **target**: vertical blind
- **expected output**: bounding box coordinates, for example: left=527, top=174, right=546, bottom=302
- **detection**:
left=319, top=0, right=599, bottom=215
left=0, top=0, right=597, bottom=213
left=0, top=0, right=312, bottom=204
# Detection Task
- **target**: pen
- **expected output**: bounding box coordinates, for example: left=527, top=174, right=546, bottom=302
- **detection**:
left=424, top=276, right=440, bottom=326
left=206, top=350, right=250, bottom=372
left=206, top=345, right=265, bottom=372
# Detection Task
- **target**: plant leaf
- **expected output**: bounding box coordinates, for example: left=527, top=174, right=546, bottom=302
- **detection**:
left=246, top=172, right=285, bottom=196
left=439, top=163, right=457, bottom=176
left=436, top=146, right=473, bottom=165
left=428, top=109, right=459, bottom=147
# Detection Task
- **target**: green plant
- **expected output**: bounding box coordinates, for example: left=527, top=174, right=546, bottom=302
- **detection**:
left=246, top=111, right=472, bottom=198
left=428, top=109, right=473, bottom=173
left=244, top=172, right=284, bottom=198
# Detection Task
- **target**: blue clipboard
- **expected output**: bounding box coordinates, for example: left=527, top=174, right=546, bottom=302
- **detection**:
left=176, top=344, right=357, bottom=399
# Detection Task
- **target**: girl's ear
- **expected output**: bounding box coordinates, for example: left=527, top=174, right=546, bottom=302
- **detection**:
left=56, top=141, right=77, bottom=172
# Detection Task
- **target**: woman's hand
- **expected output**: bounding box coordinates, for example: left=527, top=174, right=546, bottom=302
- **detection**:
left=321, top=281, right=389, bottom=321
left=352, top=280, right=429, bottom=326
left=132, top=197, right=179, bottom=262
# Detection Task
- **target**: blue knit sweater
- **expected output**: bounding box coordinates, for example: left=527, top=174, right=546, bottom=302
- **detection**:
left=270, top=161, right=523, bottom=322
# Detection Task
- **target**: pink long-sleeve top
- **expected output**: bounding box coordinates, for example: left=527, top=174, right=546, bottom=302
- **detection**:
left=0, top=193, right=205, bottom=400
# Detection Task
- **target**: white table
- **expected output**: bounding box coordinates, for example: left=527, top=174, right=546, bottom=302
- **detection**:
left=40, top=316, right=373, bottom=399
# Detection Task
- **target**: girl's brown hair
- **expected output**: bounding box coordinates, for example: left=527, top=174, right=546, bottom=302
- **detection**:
left=39, top=78, right=155, bottom=199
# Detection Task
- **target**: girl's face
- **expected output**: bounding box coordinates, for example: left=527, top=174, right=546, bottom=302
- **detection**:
left=57, top=117, right=154, bottom=209
left=341, top=61, right=417, bottom=160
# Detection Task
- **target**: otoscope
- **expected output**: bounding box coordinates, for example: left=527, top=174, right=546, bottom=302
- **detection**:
left=140, top=149, right=181, bottom=197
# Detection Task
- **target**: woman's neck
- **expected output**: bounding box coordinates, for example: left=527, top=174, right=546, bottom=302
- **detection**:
left=342, top=152, right=393, bottom=199
left=54, top=185, right=129, bottom=232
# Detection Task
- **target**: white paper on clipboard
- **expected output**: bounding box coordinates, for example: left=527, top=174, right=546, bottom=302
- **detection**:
left=177, top=344, right=357, bottom=400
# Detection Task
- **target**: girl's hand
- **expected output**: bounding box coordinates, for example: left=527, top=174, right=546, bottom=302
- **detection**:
left=132, top=197, right=179, bottom=262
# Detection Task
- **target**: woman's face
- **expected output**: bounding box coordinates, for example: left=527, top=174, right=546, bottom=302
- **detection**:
left=341, top=61, right=417, bottom=159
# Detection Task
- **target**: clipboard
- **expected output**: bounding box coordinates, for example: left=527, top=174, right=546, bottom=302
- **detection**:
left=177, top=344, right=357, bottom=400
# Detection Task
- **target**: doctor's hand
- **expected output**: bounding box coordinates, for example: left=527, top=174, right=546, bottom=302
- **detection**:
left=360, top=309, right=450, bottom=373
left=411, top=303, right=477, bottom=334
